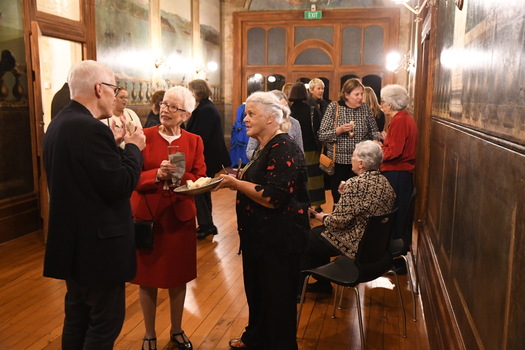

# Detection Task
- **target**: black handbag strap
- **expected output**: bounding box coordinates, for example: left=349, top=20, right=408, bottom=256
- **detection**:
left=139, top=193, right=154, bottom=221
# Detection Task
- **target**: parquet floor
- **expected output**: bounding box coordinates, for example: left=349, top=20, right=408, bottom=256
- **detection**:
left=0, top=189, right=429, bottom=349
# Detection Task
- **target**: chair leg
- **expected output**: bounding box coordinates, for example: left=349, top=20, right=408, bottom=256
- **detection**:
left=402, top=255, right=417, bottom=321
left=338, top=286, right=345, bottom=310
left=353, top=287, right=365, bottom=350
left=389, top=270, right=407, bottom=338
left=296, top=275, right=310, bottom=329
left=332, top=285, right=339, bottom=318
left=408, top=250, right=419, bottom=295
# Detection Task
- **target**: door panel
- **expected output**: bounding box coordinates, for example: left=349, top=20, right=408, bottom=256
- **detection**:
left=29, top=21, right=49, bottom=240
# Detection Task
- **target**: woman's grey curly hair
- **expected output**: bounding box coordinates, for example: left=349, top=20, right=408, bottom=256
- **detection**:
left=380, top=84, right=410, bottom=111
left=354, top=140, right=383, bottom=171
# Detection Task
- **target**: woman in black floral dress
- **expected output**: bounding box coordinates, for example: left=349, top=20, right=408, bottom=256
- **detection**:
left=217, top=91, right=310, bottom=350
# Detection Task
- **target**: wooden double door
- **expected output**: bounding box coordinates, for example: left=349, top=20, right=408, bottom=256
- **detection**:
left=233, top=8, right=400, bottom=110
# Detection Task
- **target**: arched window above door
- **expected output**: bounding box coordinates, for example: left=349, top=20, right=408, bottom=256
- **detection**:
left=295, top=49, right=332, bottom=65
left=294, top=26, right=334, bottom=45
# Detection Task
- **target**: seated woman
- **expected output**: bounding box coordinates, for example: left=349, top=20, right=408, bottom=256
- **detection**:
left=300, top=140, right=396, bottom=294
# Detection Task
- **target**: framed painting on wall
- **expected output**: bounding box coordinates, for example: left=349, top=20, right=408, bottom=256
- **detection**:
left=95, top=0, right=151, bottom=82
left=199, top=0, right=221, bottom=88
left=159, top=0, right=192, bottom=87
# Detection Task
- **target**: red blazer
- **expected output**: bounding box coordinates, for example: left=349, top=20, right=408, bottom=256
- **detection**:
left=381, top=110, right=418, bottom=173
left=131, top=127, right=206, bottom=224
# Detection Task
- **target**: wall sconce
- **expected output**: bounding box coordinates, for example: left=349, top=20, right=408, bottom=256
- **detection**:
left=386, top=50, right=415, bottom=73
left=392, top=0, right=434, bottom=20
left=195, top=61, right=219, bottom=78
left=154, top=56, right=165, bottom=69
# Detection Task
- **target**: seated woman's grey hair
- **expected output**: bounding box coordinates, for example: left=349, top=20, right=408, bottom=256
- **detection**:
left=354, top=140, right=383, bottom=171
left=246, top=91, right=286, bottom=126
left=380, top=84, right=410, bottom=111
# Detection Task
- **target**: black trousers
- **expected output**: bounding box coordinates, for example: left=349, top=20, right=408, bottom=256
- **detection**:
left=240, top=252, right=300, bottom=350
left=195, top=191, right=215, bottom=230
left=299, top=225, right=342, bottom=287
left=62, top=279, right=125, bottom=350
left=330, top=163, right=356, bottom=205
left=383, top=170, right=413, bottom=239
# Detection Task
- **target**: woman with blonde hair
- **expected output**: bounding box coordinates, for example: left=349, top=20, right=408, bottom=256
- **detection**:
left=363, top=86, right=385, bottom=132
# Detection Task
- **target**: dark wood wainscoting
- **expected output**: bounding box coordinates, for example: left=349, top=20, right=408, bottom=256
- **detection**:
left=418, top=118, right=525, bottom=350
left=0, top=194, right=41, bottom=243
left=0, top=106, right=41, bottom=243
left=418, top=223, right=465, bottom=350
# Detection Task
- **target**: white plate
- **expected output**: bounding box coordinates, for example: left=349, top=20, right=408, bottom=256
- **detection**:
left=173, top=177, right=223, bottom=195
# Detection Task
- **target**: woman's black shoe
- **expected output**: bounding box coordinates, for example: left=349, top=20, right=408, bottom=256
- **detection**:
left=141, top=337, right=156, bottom=350
left=171, top=331, right=193, bottom=350
left=196, top=225, right=218, bottom=239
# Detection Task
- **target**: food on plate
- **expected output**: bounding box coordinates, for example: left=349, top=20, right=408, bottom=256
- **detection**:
left=186, top=177, right=213, bottom=189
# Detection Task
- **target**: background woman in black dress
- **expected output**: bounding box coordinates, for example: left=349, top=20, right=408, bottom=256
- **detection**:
left=186, top=79, right=231, bottom=239
left=289, top=82, right=325, bottom=213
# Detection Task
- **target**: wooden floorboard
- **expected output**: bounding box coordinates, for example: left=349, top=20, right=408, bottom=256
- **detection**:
left=0, top=189, right=430, bottom=349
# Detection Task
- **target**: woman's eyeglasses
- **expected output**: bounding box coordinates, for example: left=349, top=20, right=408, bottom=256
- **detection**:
left=159, top=101, right=187, bottom=113
left=101, top=82, right=122, bottom=96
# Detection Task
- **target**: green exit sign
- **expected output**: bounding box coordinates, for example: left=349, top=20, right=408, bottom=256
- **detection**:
left=304, top=11, right=322, bottom=19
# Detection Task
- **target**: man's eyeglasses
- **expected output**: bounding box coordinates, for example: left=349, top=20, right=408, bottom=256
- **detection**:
left=159, top=101, right=187, bottom=113
left=101, top=82, right=122, bottom=96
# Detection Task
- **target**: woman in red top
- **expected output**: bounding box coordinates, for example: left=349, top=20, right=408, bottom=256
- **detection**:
left=379, top=84, right=418, bottom=240
left=130, top=86, right=206, bottom=350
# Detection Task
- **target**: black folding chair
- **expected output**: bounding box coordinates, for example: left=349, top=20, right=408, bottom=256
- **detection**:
left=297, top=209, right=406, bottom=349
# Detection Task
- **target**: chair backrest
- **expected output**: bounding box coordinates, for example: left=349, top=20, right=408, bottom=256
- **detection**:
left=355, top=209, right=398, bottom=282
left=401, top=188, right=417, bottom=250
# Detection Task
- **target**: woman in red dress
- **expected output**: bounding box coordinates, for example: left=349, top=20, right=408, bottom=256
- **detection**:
left=130, top=86, right=206, bottom=350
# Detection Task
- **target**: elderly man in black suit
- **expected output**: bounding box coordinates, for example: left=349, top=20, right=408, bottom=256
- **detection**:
left=43, top=60, right=146, bottom=350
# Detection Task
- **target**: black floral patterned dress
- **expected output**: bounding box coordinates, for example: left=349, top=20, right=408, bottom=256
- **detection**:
left=235, top=133, right=309, bottom=350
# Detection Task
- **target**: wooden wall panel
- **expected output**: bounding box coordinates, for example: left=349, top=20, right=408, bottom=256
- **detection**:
left=420, top=120, right=525, bottom=349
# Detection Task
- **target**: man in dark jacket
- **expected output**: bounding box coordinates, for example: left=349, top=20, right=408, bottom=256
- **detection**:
left=43, top=60, right=146, bottom=350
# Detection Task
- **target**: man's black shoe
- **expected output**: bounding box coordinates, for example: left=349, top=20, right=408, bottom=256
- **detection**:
left=306, top=281, right=333, bottom=294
